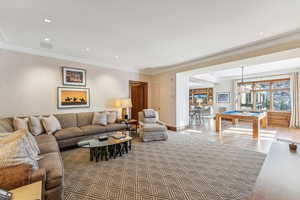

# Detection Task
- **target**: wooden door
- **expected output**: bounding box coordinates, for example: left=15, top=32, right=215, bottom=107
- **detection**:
left=129, top=81, right=148, bottom=120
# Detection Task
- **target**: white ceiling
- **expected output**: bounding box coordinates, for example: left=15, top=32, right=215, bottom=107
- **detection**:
left=1, top=0, right=300, bottom=72
left=191, top=58, right=300, bottom=83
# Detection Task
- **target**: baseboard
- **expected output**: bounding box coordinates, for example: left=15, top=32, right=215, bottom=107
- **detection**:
left=167, top=125, right=188, bottom=131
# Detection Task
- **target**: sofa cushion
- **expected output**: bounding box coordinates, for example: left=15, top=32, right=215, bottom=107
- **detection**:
left=38, top=152, right=63, bottom=190
left=105, top=123, right=127, bottom=132
left=38, top=142, right=59, bottom=154
left=143, top=123, right=167, bottom=132
left=54, top=127, right=84, bottom=140
left=35, top=134, right=56, bottom=144
left=77, top=112, right=93, bottom=127
left=80, top=125, right=106, bottom=135
left=0, top=118, right=14, bottom=133
left=35, top=134, right=59, bottom=155
left=54, top=113, right=77, bottom=129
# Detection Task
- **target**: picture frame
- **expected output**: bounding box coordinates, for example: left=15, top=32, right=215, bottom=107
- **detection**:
left=216, top=92, right=231, bottom=104
left=57, top=87, right=90, bottom=109
left=62, top=67, right=86, bottom=86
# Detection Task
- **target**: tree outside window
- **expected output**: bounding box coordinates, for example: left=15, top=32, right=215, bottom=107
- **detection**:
left=239, top=79, right=290, bottom=112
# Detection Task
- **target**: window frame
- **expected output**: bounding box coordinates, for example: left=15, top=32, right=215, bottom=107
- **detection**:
left=238, top=78, right=290, bottom=112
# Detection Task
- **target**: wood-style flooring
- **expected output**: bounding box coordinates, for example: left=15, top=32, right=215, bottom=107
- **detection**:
left=182, top=118, right=300, bottom=154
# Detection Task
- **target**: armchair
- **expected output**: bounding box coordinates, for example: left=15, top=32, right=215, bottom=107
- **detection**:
left=138, top=110, right=168, bottom=142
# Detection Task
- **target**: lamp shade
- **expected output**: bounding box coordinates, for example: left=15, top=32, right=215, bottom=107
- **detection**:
left=113, top=98, right=122, bottom=108
left=120, top=98, right=132, bottom=108
left=113, top=98, right=132, bottom=108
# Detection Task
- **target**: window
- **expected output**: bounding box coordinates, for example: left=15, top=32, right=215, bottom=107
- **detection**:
left=239, top=78, right=290, bottom=112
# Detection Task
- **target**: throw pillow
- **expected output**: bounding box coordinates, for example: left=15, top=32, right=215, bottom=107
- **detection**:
left=13, top=117, right=29, bottom=131
left=41, top=115, right=62, bottom=134
left=0, top=129, right=39, bottom=171
left=92, top=112, right=107, bottom=126
left=29, top=116, right=44, bottom=136
left=107, top=111, right=117, bottom=124
left=0, top=131, right=40, bottom=159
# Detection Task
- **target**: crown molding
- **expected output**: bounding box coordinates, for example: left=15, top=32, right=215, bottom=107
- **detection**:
left=142, top=28, right=300, bottom=75
left=0, top=41, right=139, bottom=73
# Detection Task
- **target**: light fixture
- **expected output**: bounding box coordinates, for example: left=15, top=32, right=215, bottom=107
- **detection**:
left=259, top=32, right=264, bottom=36
left=238, top=66, right=250, bottom=93
left=85, top=48, right=90, bottom=52
left=44, top=18, right=52, bottom=23
left=115, top=56, right=119, bottom=59
left=44, top=38, right=51, bottom=42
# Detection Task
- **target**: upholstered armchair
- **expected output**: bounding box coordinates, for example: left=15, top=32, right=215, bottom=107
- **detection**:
left=138, top=110, right=168, bottom=142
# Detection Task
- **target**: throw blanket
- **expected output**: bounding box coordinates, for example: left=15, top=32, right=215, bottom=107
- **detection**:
left=143, top=109, right=156, bottom=118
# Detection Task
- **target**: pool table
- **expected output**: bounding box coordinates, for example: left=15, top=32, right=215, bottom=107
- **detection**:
left=215, top=110, right=268, bottom=138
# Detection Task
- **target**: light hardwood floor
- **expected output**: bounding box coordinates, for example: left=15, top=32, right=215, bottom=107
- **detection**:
left=184, top=118, right=300, bottom=154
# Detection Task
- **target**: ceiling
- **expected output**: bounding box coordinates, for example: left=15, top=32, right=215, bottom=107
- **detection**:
left=0, top=0, right=300, bottom=72
left=190, top=58, right=300, bottom=87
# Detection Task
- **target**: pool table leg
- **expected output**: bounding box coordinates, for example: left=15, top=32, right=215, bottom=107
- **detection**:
left=261, top=116, right=268, bottom=128
left=216, top=114, right=222, bottom=133
left=253, top=119, right=260, bottom=138
left=232, top=119, right=239, bottom=125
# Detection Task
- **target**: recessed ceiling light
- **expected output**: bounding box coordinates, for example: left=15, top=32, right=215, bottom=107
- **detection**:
left=44, top=38, right=51, bottom=42
left=85, top=48, right=90, bottom=51
left=44, top=18, right=52, bottom=23
left=115, top=56, right=119, bottom=59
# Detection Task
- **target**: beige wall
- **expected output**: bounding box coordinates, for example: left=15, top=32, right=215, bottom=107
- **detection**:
left=0, top=49, right=147, bottom=117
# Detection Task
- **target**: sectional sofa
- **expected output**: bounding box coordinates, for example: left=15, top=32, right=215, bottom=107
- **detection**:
left=0, top=111, right=127, bottom=200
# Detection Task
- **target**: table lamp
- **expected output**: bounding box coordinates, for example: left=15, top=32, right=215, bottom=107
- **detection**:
left=114, top=98, right=132, bottom=120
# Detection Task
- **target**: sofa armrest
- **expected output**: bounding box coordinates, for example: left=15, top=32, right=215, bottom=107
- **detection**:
left=157, top=120, right=166, bottom=126
left=139, top=121, right=144, bottom=127
left=30, top=168, right=46, bottom=183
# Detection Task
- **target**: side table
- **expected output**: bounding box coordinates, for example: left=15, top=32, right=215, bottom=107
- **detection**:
left=122, top=119, right=138, bottom=137
left=9, top=181, right=42, bottom=200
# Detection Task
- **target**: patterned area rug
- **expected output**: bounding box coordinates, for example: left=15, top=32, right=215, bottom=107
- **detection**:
left=63, top=133, right=266, bottom=200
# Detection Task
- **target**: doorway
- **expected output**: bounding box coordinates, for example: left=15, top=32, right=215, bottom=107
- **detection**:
left=129, top=81, right=148, bottom=120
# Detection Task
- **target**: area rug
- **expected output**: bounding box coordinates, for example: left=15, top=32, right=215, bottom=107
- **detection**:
left=63, top=133, right=266, bottom=200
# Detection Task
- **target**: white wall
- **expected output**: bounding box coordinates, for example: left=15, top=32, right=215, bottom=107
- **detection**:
left=0, top=49, right=144, bottom=117
left=176, top=73, right=189, bottom=128
left=213, top=80, right=234, bottom=113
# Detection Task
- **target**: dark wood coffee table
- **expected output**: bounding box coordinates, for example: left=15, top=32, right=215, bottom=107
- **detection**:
left=78, top=131, right=133, bottom=162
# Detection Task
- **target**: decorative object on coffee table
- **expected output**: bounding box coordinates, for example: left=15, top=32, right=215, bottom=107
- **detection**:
left=62, top=67, right=86, bottom=86
left=57, top=87, right=90, bottom=109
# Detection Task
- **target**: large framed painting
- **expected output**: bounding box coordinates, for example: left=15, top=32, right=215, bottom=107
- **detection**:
left=57, top=87, right=90, bottom=109
left=216, top=92, right=231, bottom=104
left=62, top=67, right=86, bottom=86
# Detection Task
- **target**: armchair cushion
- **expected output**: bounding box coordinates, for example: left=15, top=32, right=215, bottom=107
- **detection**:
left=143, top=123, right=167, bottom=132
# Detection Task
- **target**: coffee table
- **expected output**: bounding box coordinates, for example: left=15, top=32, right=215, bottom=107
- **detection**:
left=78, top=131, right=133, bottom=162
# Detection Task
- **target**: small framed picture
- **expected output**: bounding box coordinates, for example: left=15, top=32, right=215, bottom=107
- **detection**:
left=57, top=87, right=90, bottom=109
left=216, top=92, right=231, bottom=103
left=62, top=67, right=86, bottom=86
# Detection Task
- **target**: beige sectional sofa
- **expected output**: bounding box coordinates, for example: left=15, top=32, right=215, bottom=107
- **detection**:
left=0, top=111, right=127, bottom=200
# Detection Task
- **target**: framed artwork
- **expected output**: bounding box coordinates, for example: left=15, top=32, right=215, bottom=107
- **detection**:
left=57, top=87, right=90, bottom=109
left=62, top=67, right=86, bottom=86
left=216, top=92, right=231, bottom=103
